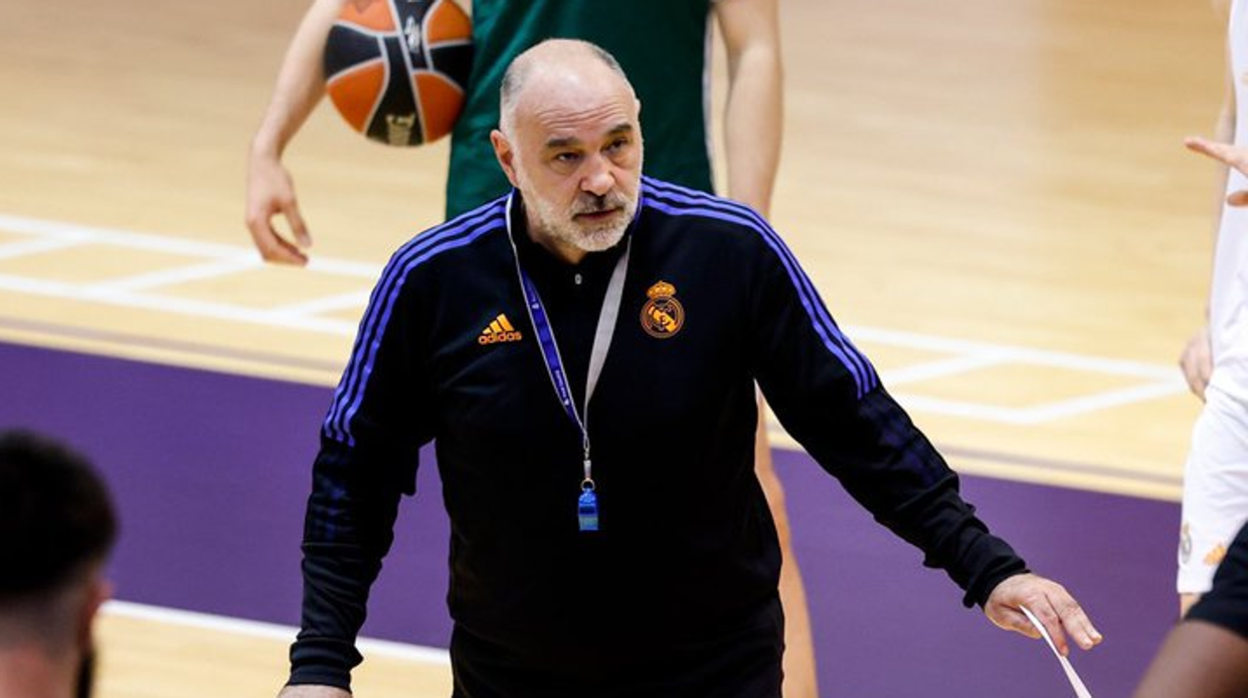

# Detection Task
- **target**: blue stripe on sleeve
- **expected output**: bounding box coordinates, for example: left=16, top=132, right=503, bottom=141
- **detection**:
left=642, top=177, right=878, bottom=398
left=323, top=198, right=508, bottom=445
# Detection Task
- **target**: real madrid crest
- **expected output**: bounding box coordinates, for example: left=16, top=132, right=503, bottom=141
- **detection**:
left=641, top=280, right=684, bottom=339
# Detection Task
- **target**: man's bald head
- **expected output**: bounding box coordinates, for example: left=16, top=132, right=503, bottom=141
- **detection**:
left=488, top=39, right=643, bottom=264
left=498, top=39, right=634, bottom=136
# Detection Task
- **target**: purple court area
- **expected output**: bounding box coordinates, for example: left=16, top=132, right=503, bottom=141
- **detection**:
left=1, top=340, right=1180, bottom=697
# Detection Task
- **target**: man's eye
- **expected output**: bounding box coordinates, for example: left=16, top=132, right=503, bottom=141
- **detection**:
left=606, top=138, right=629, bottom=152
left=554, top=152, right=581, bottom=163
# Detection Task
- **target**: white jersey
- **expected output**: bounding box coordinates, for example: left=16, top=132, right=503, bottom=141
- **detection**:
left=1210, top=0, right=1248, bottom=394
left=1178, top=0, right=1248, bottom=595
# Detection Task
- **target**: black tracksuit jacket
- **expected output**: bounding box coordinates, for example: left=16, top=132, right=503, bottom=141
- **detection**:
left=288, top=176, right=1026, bottom=696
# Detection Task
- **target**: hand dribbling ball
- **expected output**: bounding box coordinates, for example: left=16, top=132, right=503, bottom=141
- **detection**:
left=323, top=0, right=473, bottom=146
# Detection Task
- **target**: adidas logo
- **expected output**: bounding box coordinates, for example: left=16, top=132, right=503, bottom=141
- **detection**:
left=1204, top=542, right=1228, bottom=566
left=478, top=314, right=524, bottom=345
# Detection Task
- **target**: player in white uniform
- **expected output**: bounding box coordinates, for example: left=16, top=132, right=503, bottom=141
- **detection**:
left=1177, top=0, right=1248, bottom=616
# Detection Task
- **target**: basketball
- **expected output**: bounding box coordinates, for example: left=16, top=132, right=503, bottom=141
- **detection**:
left=323, top=0, right=473, bottom=147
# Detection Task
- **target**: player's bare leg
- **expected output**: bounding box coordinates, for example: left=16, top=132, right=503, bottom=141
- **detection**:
left=756, top=400, right=819, bottom=698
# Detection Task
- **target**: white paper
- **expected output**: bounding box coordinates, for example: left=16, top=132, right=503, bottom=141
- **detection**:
left=1019, top=606, right=1094, bottom=698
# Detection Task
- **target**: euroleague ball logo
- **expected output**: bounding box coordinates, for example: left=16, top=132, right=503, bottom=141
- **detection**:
left=641, top=280, right=684, bottom=339
left=323, top=0, right=473, bottom=146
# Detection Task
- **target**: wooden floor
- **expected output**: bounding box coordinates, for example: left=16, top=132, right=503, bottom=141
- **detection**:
left=96, top=604, right=453, bottom=698
left=0, top=0, right=1228, bottom=694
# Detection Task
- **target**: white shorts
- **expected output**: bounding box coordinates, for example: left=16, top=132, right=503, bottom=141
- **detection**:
left=1178, top=378, right=1248, bottom=594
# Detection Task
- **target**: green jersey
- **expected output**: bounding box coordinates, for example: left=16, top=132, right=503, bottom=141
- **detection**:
left=446, top=0, right=715, bottom=217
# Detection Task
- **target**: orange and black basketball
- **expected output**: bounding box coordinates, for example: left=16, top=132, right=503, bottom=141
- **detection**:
left=323, top=0, right=473, bottom=147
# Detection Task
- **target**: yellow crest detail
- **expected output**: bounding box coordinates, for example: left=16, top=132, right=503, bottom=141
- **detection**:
left=641, top=280, right=684, bottom=338
left=646, top=280, right=677, bottom=299
left=1204, top=542, right=1228, bottom=567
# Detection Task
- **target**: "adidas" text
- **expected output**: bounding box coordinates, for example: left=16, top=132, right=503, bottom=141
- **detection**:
left=479, top=330, right=523, bottom=344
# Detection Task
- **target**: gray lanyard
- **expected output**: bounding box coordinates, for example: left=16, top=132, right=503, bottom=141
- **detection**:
left=505, top=194, right=631, bottom=531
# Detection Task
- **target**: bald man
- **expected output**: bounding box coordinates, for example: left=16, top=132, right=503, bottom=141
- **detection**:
left=279, top=40, right=1100, bottom=698
left=247, top=4, right=816, bottom=692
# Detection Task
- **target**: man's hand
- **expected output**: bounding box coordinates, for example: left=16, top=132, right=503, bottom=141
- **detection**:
left=1186, top=136, right=1248, bottom=205
left=245, top=150, right=312, bottom=266
left=984, top=572, right=1103, bottom=656
left=1179, top=325, right=1213, bottom=401
left=277, top=685, right=351, bottom=698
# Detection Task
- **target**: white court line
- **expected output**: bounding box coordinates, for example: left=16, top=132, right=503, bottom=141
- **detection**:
left=850, top=325, right=1176, bottom=379
left=306, top=256, right=383, bottom=277
left=0, top=273, right=358, bottom=336
left=896, top=379, right=1187, bottom=425
left=103, top=600, right=451, bottom=665
left=0, top=212, right=1189, bottom=425
left=896, top=396, right=1043, bottom=425
left=1021, top=380, right=1188, bottom=423
left=0, top=214, right=256, bottom=259
left=272, top=290, right=372, bottom=318
left=0, top=273, right=80, bottom=298
left=0, top=213, right=381, bottom=278
left=882, top=352, right=1006, bottom=385
left=92, top=256, right=262, bottom=293
left=0, top=235, right=89, bottom=260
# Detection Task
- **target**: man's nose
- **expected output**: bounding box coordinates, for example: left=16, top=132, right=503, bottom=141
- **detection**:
left=581, top=154, right=616, bottom=196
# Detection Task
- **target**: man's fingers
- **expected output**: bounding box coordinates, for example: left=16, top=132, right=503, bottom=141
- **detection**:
left=1028, top=596, right=1103, bottom=656
left=1186, top=135, right=1248, bottom=173
left=284, top=201, right=313, bottom=248
left=1027, top=602, right=1072, bottom=656
left=1000, top=608, right=1043, bottom=640
left=1185, top=136, right=1220, bottom=158
left=989, top=575, right=1102, bottom=656
left=1052, top=597, right=1103, bottom=651
left=267, top=234, right=310, bottom=266
left=247, top=216, right=308, bottom=266
left=1185, top=136, right=1233, bottom=163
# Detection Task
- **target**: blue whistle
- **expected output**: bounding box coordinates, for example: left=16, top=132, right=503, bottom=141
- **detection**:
left=578, top=489, right=599, bottom=532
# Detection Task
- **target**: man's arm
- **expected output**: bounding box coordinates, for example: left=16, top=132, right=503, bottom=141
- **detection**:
left=282, top=256, right=429, bottom=694
left=715, top=0, right=783, bottom=216
left=1132, top=621, right=1248, bottom=698
left=246, top=0, right=365, bottom=265
left=285, top=441, right=409, bottom=690
left=743, top=224, right=1100, bottom=654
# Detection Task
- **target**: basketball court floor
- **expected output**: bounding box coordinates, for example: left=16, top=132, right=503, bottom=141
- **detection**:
left=0, top=0, right=1229, bottom=695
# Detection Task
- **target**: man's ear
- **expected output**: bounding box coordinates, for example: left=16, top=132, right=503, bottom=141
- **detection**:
left=77, top=577, right=111, bottom=651
left=491, top=130, right=521, bottom=188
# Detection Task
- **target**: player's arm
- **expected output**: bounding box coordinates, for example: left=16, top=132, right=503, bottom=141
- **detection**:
left=715, top=0, right=783, bottom=216
left=1133, top=621, right=1248, bottom=698
left=247, top=0, right=368, bottom=265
